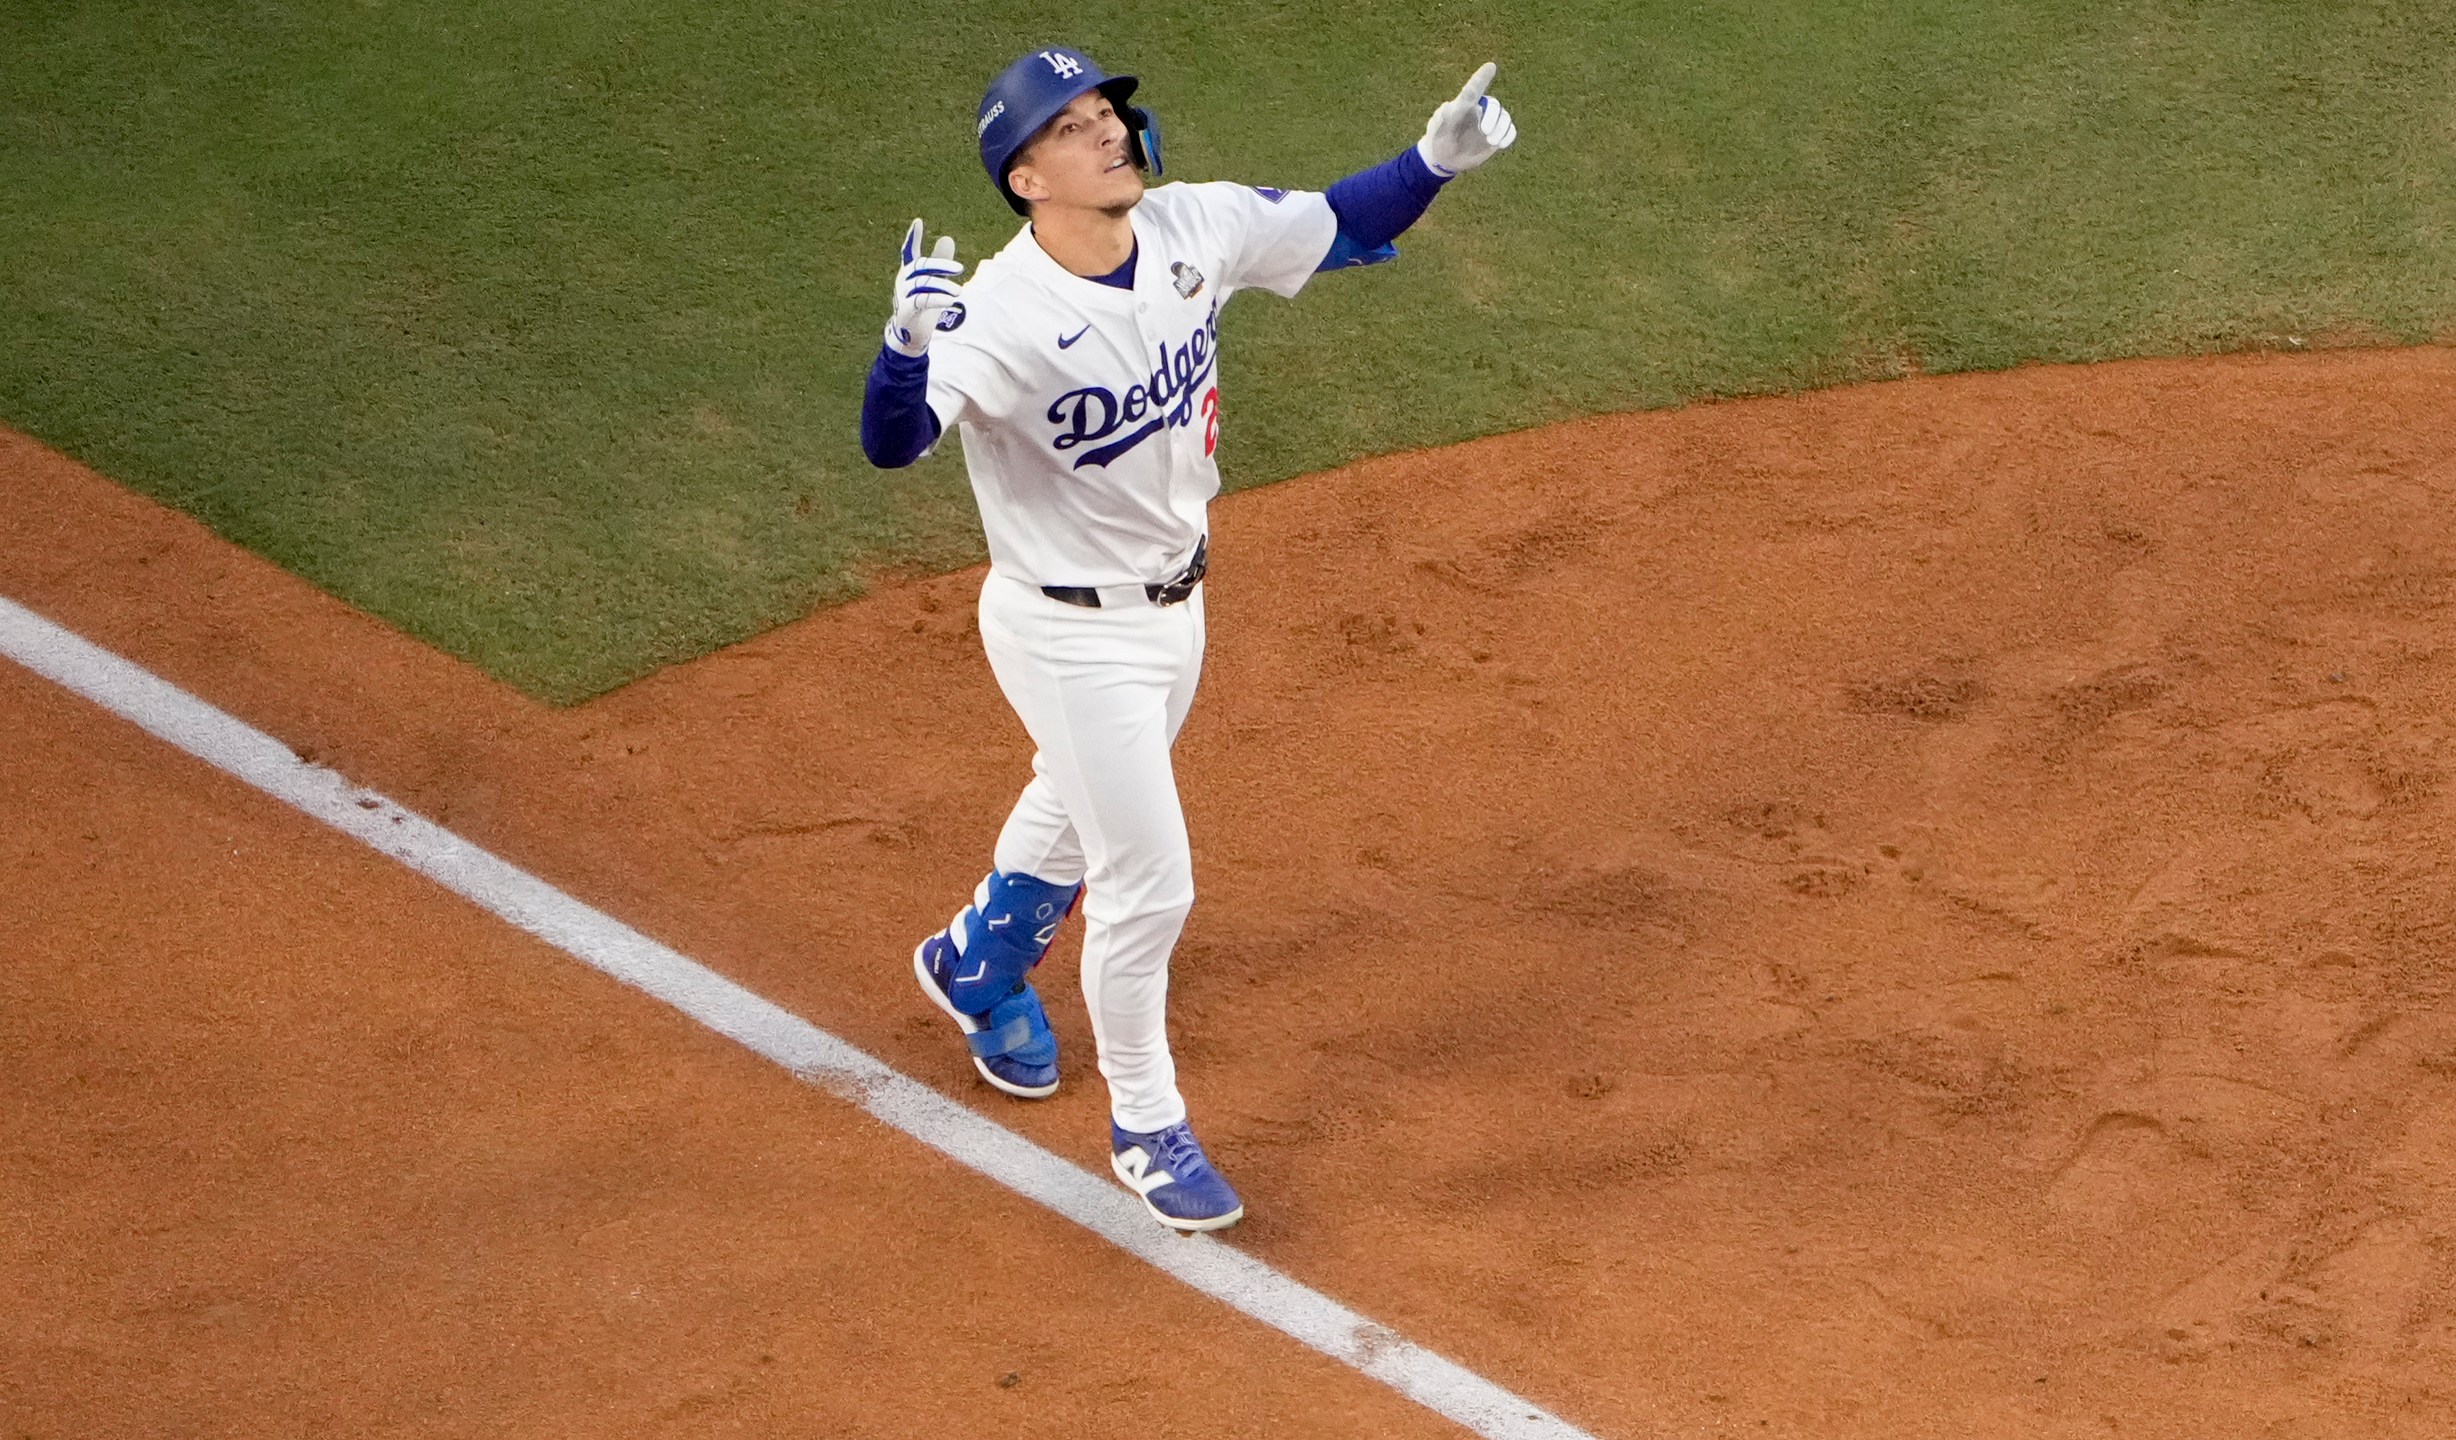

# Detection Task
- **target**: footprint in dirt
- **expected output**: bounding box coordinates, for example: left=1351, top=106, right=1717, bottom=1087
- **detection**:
left=1846, top=667, right=1989, bottom=722
left=1520, top=862, right=1692, bottom=941
left=2036, top=662, right=2170, bottom=762
left=2045, top=1109, right=2232, bottom=1233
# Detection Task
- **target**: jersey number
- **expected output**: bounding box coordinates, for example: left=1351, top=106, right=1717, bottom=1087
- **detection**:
left=1200, top=387, right=1220, bottom=457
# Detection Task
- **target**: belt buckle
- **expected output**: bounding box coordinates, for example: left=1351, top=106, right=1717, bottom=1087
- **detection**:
left=1147, top=536, right=1208, bottom=606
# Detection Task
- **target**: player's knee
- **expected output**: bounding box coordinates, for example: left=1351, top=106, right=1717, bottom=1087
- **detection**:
left=1100, top=850, right=1194, bottom=923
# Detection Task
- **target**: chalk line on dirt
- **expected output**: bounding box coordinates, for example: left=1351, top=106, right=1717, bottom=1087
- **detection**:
left=0, top=591, right=1597, bottom=1440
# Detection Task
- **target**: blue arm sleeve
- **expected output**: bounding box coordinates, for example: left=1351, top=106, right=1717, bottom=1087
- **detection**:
left=860, top=344, right=942, bottom=469
left=1322, top=146, right=1449, bottom=265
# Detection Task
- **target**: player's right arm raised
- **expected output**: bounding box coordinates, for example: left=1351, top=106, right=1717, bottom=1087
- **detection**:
left=862, top=218, right=965, bottom=468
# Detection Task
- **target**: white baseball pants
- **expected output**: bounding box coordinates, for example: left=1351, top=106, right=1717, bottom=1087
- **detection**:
left=976, top=569, right=1205, bottom=1134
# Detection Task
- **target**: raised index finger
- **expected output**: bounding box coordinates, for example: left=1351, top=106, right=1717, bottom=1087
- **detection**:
left=901, top=217, right=925, bottom=267
left=1455, top=61, right=1497, bottom=106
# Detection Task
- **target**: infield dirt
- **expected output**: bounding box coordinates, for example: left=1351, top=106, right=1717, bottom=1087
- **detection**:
left=6, top=347, right=2455, bottom=1437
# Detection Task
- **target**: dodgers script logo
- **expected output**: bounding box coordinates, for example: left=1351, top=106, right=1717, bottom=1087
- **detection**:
left=1046, top=302, right=1221, bottom=469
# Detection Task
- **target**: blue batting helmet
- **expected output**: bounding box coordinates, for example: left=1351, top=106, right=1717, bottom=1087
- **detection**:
left=977, top=46, right=1164, bottom=216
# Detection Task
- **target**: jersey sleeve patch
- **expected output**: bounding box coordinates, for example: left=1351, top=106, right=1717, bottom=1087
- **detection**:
left=1197, top=183, right=1337, bottom=301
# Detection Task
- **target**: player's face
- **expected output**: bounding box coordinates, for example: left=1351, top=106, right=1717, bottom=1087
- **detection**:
left=1009, top=91, right=1143, bottom=216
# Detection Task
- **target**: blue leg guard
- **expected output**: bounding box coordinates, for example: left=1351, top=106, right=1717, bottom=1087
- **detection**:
left=968, top=983, right=1059, bottom=1068
left=911, top=871, right=1081, bottom=1100
left=947, top=870, right=1082, bottom=1014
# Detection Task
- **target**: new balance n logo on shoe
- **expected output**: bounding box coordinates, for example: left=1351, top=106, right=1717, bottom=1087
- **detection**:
left=1115, top=1146, right=1165, bottom=1193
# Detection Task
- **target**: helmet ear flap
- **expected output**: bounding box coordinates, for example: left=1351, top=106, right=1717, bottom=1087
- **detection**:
left=1125, top=105, right=1164, bottom=177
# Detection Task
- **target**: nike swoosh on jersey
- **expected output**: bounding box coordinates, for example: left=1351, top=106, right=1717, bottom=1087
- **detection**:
left=1057, top=325, right=1091, bottom=349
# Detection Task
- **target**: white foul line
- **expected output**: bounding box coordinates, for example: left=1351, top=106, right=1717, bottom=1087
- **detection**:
left=0, top=592, right=1597, bottom=1440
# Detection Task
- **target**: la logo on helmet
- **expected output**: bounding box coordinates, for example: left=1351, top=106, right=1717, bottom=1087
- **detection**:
left=1041, top=50, right=1083, bottom=79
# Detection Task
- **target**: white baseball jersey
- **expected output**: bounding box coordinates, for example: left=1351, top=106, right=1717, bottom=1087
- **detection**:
left=924, top=181, right=1339, bottom=588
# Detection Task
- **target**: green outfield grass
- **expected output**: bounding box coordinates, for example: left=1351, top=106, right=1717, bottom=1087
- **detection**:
left=5, top=1, right=2452, bottom=700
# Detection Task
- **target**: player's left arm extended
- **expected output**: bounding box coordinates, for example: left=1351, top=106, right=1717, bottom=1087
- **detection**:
left=1317, top=61, right=1516, bottom=272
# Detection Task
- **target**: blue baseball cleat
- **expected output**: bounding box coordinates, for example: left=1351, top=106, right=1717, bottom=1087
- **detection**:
left=914, top=932, right=1058, bottom=1097
left=1110, top=1120, right=1244, bottom=1231
left=912, top=871, right=1080, bottom=1099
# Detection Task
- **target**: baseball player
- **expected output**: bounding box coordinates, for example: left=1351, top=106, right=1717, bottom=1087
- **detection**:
left=860, top=45, right=1515, bottom=1231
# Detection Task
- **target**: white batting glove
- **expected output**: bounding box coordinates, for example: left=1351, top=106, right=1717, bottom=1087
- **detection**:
left=1415, top=62, right=1517, bottom=179
left=886, top=218, right=966, bottom=356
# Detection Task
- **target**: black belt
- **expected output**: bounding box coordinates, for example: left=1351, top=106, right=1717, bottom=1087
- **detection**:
left=1042, top=536, right=1208, bottom=609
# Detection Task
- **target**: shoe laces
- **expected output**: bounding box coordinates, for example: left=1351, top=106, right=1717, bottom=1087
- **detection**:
left=1151, top=1123, right=1210, bottom=1180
